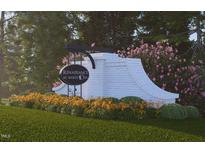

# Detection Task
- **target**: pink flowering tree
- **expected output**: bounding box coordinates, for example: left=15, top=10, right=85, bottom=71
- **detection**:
left=117, top=42, right=205, bottom=108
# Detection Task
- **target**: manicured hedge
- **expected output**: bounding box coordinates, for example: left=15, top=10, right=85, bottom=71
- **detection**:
left=120, top=96, right=143, bottom=104
left=101, top=97, right=120, bottom=103
left=185, top=106, right=200, bottom=118
left=159, top=104, right=188, bottom=120
left=159, top=104, right=201, bottom=120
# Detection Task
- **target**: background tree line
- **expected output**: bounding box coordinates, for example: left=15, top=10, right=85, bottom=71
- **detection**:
left=0, top=11, right=204, bottom=97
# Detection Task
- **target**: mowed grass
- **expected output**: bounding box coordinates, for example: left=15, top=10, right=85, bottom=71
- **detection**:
left=0, top=105, right=205, bottom=141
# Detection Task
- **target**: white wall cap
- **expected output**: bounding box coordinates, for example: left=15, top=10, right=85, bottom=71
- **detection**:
left=125, top=57, right=142, bottom=62
left=90, top=53, right=119, bottom=60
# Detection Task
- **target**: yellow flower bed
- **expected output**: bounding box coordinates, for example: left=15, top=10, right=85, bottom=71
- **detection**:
left=9, top=92, right=161, bottom=120
left=10, top=93, right=137, bottom=111
left=10, top=93, right=153, bottom=111
left=10, top=92, right=86, bottom=108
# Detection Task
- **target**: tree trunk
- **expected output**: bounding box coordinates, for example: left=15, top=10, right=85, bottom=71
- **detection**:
left=0, top=11, right=5, bottom=102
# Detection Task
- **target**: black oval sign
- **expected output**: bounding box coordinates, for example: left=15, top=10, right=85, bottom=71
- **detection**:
left=59, top=64, right=89, bottom=85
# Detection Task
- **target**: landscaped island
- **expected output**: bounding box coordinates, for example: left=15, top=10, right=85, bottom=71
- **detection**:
left=0, top=105, right=205, bottom=141
left=0, top=93, right=204, bottom=141
left=9, top=93, right=200, bottom=120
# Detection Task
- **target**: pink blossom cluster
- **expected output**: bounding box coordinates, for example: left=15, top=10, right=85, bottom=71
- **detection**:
left=52, top=81, right=62, bottom=88
left=117, top=42, right=204, bottom=101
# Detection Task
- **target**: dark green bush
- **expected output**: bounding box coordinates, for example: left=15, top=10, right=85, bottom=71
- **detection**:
left=61, top=105, right=72, bottom=114
left=101, top=97, right=119, bottom=103
left=40, top=103, right=49, bottom=111
left=160, top=104, right=188, bottom=120
left=85, top=108, right=118, bottom=120
left=94, top=109, right=108, bottom=119
left=120, top=96, right=143, bottom=104
left=117, top=109, right=136, bottom=121
left=10, top=101, right=33, bottom=108
left=185, top=106, right=200, bottom=118
left=9, top=101, right=20, bottom=107
left=134, top=109, right=147, bottom=120
left=146, top=108, right=160, bottom=119
left=56, top=106, right=62, bottom=113
left=24, top=102, right=34, bottom=108
left=32, top=102, right=42, bottom=110
left=71, top=107, right=84, bottom=116
left=88, top=109, right=108, bottom=119
left=45, top=105, right=58, bottom=112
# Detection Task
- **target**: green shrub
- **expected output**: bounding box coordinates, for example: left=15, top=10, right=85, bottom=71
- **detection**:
left=185, top=106, right=200, bottom=118
left=146, top=108, right=160, bottom=119
left=71, top=107, right=84, bottom=116
left=40, top=103, right=49, bottom=111
left=56, top=106, right=62, bottom=113
left=85, top=108, right=118, bottom=120
left=101, top=97, right=119, bottom=103
left=134, top=109, right=147, bottom=120
left=120, top=96, right=143, bottom=104
left=61, top=105, right=72, bottom=114
left=93, top=109, right=108, bottom=119
left=32, top=102, right=42, bottom=110
left=9, top=101, right=20, bottom=107
left=10, top=101, right=33, bottom=108
left=45, top=105, right=58, bottom=112
left=160, top=104, right=188, bottom=120
left=24, top=102, right=34, bottom=108
left=117, top=109, right=136, bottom=121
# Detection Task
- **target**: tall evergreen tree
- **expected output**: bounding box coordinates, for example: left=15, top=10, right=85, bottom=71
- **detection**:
left=77, top=12, right=139, bottom=50
left=0, top=11, right=5, bottom=100
left=2, top=12, right=77, bottom=94
left=136, top=11, right=200, bottom=53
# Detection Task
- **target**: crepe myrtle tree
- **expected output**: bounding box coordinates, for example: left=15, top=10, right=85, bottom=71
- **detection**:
left=117, top=41, right=205, bottom=106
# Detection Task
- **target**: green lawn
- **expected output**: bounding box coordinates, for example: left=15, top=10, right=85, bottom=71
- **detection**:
left=0, top=105, right=205, bottom=141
